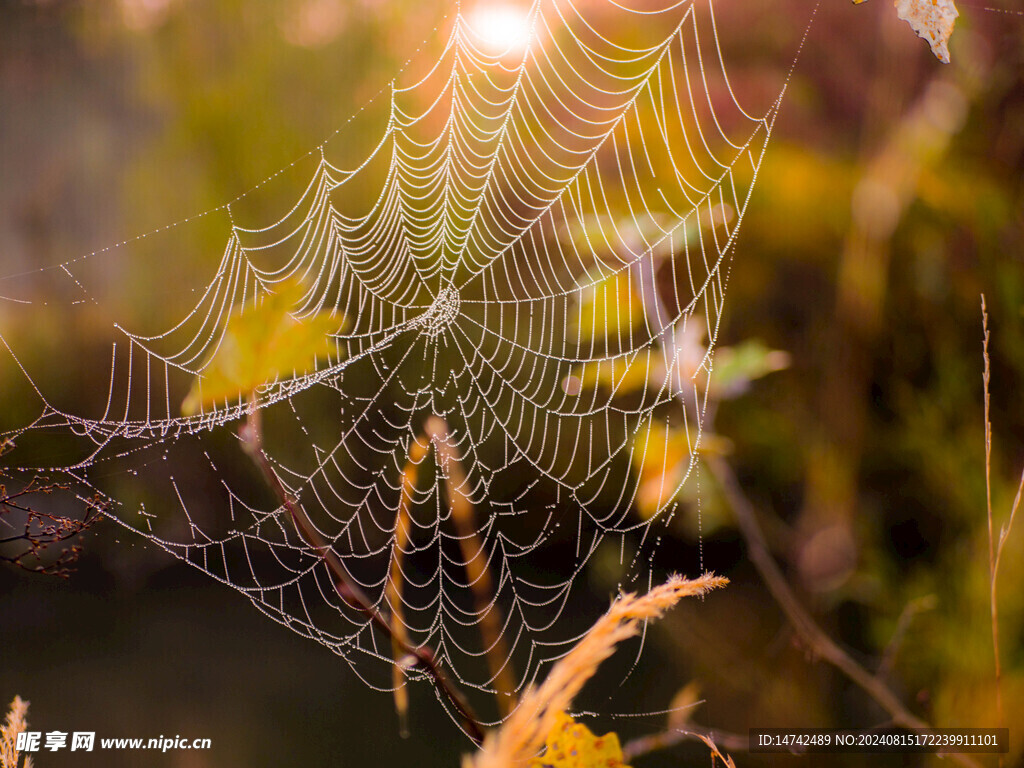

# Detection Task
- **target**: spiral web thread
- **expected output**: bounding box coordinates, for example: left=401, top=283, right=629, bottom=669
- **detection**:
left=1, top=0, right=784, bottom=726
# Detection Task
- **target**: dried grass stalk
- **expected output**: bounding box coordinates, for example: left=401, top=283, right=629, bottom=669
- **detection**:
left=426, top=416, right=518, bottom=717
left=981, top=295, right=1023, bottom=752
left=1, top=696, right=31, bottom=768
left=387, top=436, right=430, bottom=736
left=466, top=573, right=728, bottom=768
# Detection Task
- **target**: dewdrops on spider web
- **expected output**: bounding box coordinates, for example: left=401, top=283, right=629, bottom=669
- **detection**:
left=2, top=0, right=787, bottom=726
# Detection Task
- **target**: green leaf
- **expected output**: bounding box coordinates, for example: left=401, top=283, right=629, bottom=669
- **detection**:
left=181, top=279, right=343, bottom=416
left=710, top=339, right=790, bottom=400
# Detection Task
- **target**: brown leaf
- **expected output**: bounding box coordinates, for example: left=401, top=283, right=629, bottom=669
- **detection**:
left=855, top=0, right=959, bottom=64
left=894, top=0, right=959, bottom=63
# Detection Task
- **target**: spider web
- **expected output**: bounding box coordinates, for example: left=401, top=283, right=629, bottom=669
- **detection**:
left=1, top=0, right=785, bottom=726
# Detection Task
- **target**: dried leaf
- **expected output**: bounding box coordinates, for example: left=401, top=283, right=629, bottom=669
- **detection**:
left=666, top=681, right=702, bottom=731
left=181, top=279, right=343, bottom=415
left=895, top=0, right=959, bottom=63
left=854, top=0, right=959, bottom=64
left=527, top=712, right=631, bottom=768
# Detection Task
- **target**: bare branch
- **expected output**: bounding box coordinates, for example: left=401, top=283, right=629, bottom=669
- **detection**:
left=1, top=458, right=107, bottom=578
left=704, top=455, right=980, bottom=768
left=239, top=405, right=486, bottom=745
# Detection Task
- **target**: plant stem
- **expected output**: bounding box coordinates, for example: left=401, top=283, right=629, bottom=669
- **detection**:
left=640, top=265, right=974, bottom=760
left=622, top=724, right=749, bottom=761
left=981, top=296, right=1023, bottom=768
left=425, top=416, right=518, bottom=718
left=386, top=437, right=425, bottom=738
left=240, top=402, right=485, bottom=745
left=705, top=455, right=980, bottom=768
left=981, top=296, right=1002, bottom=742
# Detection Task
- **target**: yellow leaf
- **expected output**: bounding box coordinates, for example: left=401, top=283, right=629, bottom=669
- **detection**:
left=632, top=421, right=691, bottom=480
left=527, top=712, right=632, bottom=768
left=631, top=420, right=692, bottom=518
left=181, top=279, right=343, bottom=416
left=630, top=421, right=733, bottom=518
left=571, top=271, right=645, bottom=342
left=568, top=352, right=659, bottom=397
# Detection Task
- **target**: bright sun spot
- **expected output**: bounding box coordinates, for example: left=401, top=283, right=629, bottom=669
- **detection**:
left=466, top=4, right=532, bottom=55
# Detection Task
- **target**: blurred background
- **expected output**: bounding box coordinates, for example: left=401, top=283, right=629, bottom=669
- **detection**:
left=1, top=0, right=1023, bottom=765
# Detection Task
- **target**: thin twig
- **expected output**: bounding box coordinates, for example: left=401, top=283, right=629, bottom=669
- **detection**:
left=638, top=266, right=975, bottom=763
left=695, top=733, right=736, bottom=768
left=875, top=594, right=938, bottom=683
left=622, top=723, right=748, bottom=761
left=1, top=465, right=107, bottom=578
left=704, top=455, right=980, bottom=768
left=992, top=470, right=1024, bottom=614
left=634, top=262, right=976, bottom=764
left=240, top=403, right=485, bottom=745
